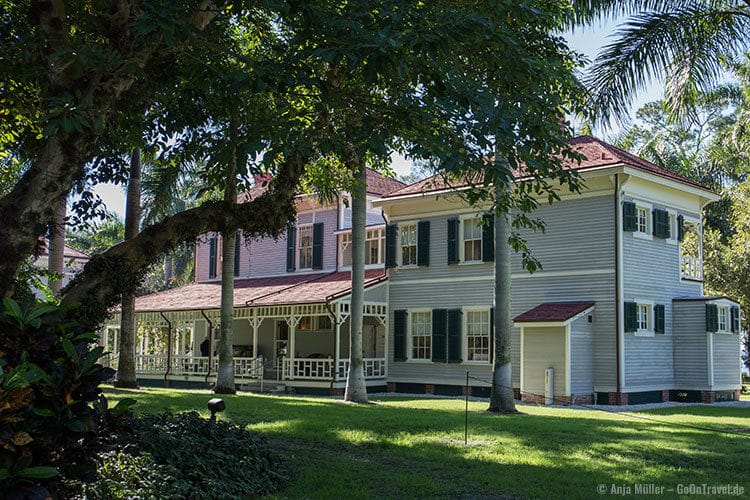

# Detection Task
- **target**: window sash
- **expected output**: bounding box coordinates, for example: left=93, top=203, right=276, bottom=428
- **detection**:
left=718, top=307, right=729, bottom=332
left=400, top=224, right=417, bottom=265
left=410, top=311, right=432, bottom=359
left=462, top=217, right=482, bottom=261
left=466, top=310, right=490, bottom=361
left=637, top=304, right=650, bottom=331
left=636, top=208, right=648, bottom=233
left=298, top=226, right=313, bottom=269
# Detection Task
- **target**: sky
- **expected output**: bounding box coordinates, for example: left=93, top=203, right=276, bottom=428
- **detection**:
left=92, top=18, right=664, bottom=220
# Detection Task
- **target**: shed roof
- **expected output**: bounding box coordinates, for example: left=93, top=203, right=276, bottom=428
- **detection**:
left=132, top=269, right=386, bottom=313
left=513, top=301, right=595, bottom=323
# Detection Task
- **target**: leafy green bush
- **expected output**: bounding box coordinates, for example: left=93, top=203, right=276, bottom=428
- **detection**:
left=0, top=298, right=132, bottom=497
left=66, top=411, right=286, bottom=499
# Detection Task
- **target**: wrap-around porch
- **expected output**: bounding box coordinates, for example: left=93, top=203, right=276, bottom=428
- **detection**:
left=102, top=299, right=388, bottom=390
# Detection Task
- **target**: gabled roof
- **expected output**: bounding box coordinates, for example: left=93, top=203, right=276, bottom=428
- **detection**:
left=133, top=269, right=386, bottom=313
left=382, top=136, right=710, bottom=199
left=37, top=238, right=90, bottom=259
left=236, top=168, right=405, bottom=203
left=514, top=301, right=595, bottom=323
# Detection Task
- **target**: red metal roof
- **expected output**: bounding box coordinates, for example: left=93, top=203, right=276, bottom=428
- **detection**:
left=236, top=168, right=404, bottom=203
left=384, top=136, right=710, bottom=198
left=133, top=269, right=386, bottom=312
left=513, top=301, right=595, bottom=323
left=37, top=238, right=90, bottom=259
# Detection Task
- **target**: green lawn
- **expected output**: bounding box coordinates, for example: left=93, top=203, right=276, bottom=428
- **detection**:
left=104, top=387, right=749, bottom=499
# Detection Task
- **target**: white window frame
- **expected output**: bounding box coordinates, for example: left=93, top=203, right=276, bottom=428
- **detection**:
left=399, top=222, right=418, bottom=268
left=717, top=305, right=730, bottom=333
left=297, top=224, right=313, bottom=270
left=339, top=227, right=386, bottom=269
left=632, top=202, right=653, bottom=241
left=634, top=300, right=654, bottom=337
left=459, top=215, right=483, bottom=264
left=407, top=309, right=432, bottom=362
left=463, top=307, right=491, bottom=364
left=666, top=209, right=678, bottom=245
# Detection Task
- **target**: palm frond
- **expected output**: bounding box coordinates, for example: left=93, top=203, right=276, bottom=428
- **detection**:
left=583, top=5, right=750, bottom=124
left=568, top=0, right=705, bottom=27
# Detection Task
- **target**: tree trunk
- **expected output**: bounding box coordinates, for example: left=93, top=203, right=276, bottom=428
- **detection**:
left=215, top=126, right=238, bottom=394
left=344, top=162, right=368, bottom=403
left=488, top=187, right=517, bottom=413
left=114, top=149, right=142, bottom=389
left=164, top=253, right=173, bottom=285
left=48, top=197, right=67, bottom=296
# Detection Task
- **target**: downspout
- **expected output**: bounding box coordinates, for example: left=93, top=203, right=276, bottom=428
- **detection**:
left=201, top=310, right=214, bottom=387
left=160, top=312, right=172, bottom=388
left=336, top=195, right=341, bottom=271
left=614, top=173, right=630, bottom=403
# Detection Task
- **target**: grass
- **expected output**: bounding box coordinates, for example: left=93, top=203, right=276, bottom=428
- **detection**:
left=104, top=386, right=750, bottom=499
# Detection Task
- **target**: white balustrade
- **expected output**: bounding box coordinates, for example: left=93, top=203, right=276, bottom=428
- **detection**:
left=337, top=358, right=387, bottom=380
left=680, top=255, right=703, bottom=281
left=284, top=358, right=334, bottom=380
left=135, top=355, right=167, bottom=374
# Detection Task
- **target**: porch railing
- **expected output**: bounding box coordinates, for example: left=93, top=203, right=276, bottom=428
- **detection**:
left=132, top=355, right=263, bottom=380
left=283, top=358, right=334, bottom=380
left=680, top=255, right=703, bottom=281
left=337, top=358, right=387, bottom=380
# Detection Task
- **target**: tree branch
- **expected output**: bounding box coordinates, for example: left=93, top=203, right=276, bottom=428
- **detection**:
left=61, top=153, right=306, bottom=329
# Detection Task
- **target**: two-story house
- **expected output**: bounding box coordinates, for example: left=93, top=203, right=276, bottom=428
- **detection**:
left=375, top=136, right=742, bottom=404
left=103, top=136, right=742, bottom=403
left=102, top=169, right=404, bottom=393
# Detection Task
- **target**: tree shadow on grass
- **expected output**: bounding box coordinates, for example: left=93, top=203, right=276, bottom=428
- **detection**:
left=104, top=388, right=750, bottom=498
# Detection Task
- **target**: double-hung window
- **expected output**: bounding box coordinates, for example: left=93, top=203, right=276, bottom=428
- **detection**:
left=636, top=207, right=649, bottom=234
left=465, top=309, right=490, bottom=362
left=298, top=225, right=313, bottom=269
left=636, top=303, right=650, bottom=331
left=341, top=228, right=385, bottom=267
left=400, top=224, right=417, bottom=266
left=410, top=311, right=432, bottom=360
left=462, top=217, right=483, bottom=262
left=718, top=306, right=729, bottom=332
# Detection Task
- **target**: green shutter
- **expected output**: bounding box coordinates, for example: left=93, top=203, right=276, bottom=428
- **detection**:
left=489, top=307, right=495, bottom=364
left=624, top=302, right=637, bottom=332
left=233, top=232, right=241, bottom=276
left=482, top=213, right=494, bottom=262
left=447, top=218, right=459, bottom=264
left=394, top=310, right=407, bottom=361
left=431, top=309, right=447, bottom=362
left=706, top=303, right=718, bottom=333
left=209, top=236, right=217, bottom=279
left=653, top=209, right=670, bottom=239
left=623, top=201, right=637, bottom=232
left=654, top=304, right=665, bottom=334
left=448, top=309, right=462, bottom=363
left=286, top=225, right=296, bottom=272
left=417, top=220, right=430, bottom=267
left=385, top=223, right=398, bottom=268
left=730, top=306, right=740, bottom=334
left=312, top=222, right=324, bottom=270
left=677, top=214, right=685, bottom=242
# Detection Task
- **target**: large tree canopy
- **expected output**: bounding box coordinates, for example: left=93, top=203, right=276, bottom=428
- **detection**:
left=2, top=0, right=586, bottom=328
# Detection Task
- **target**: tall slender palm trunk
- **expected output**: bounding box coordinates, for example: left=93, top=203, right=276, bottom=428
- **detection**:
left=114, top=149, right=142, bottom=389
left=215, top=128, right=238, bottom=394
left=48, top=197, right=67, bottom=296
left=344, top=162, right=368, bottom=403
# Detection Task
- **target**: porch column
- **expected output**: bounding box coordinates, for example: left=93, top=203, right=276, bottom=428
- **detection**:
left=335, top=303, right=341, bottom=377
left=248, top=313, right=262, bottom=360
left=288, top=317, right=296, bottom=380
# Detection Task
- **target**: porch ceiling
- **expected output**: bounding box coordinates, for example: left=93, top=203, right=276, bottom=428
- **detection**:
left=132, top=269, right=386, bottom=313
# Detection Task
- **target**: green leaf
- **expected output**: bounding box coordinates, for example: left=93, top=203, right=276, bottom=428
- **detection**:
left=110, top=397, right=137, bottom=417
left=62, top=338, right=78, bottom=361
left=3, top=297, right=22, bottom=320
left=33, top=408, right=54, bottom=417
left=18, top=466, right=59, bottom=479
left=66, top=419, right=87, bottom=433
left=25, top=304, right=58, bottom=322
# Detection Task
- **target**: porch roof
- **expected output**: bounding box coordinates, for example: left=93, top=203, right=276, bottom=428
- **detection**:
left=514, top=301, right=595, bottom=323
left=132, top=270, right=386, bottom=313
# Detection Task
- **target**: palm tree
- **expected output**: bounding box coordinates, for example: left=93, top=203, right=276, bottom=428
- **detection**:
left=114, top=149, right=142, bottom=389
left=573, top=1, right=750, bottom=123
left=344, top=161, right=368, bottom=403
left=47, top=197, right=67, bottom=296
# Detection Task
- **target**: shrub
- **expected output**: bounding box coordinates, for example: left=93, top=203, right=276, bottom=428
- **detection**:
left=65, top=411, right=286, bottom=499
left=0, top=298, right=132, bottom=497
